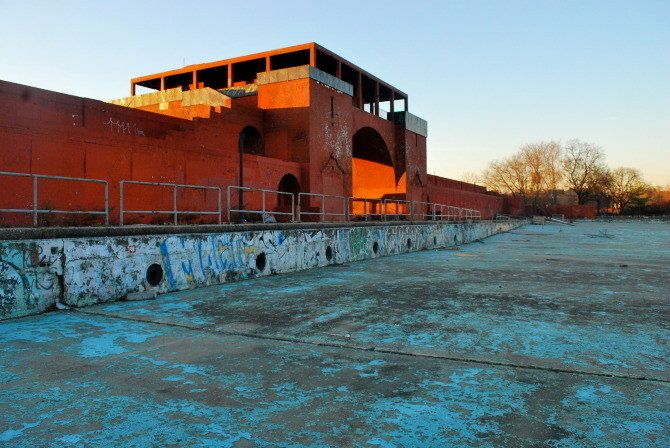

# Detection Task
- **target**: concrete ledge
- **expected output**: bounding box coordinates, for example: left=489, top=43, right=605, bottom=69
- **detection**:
left=1, top=220, right=496, bottom=241
left=257, top=66, right=354, bottom=96
left=0, top=220, right=526, bottom=320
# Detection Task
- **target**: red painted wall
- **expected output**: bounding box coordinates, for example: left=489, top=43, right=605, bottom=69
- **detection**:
left=0, top=77, right=505, bottom=226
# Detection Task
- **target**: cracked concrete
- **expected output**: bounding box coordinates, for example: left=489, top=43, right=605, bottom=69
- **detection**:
left=1, top=220, right=669, bottom=446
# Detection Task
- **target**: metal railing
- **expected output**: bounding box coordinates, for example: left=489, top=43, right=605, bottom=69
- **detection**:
left=0, top=171, right=108, bottom=225
left=411, top=201, right=443, bottom=221
left=297, top=192, right=348, bottom=222
left=382, top=199, right=414, bottom=220
left=444, top=205, right=462, bottom=221
left=227, top=186, right=295, bottom=223
left=462, top=208, right=481, bottom=220
left=119, top=180, right=221, bottom=225
left=0, top=171, right=490, bottom=227
left=349, top=197, right=384, bottom=221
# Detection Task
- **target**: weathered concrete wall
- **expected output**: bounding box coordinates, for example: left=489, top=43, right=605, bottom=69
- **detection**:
left=0, top=220, right=524, bottom=320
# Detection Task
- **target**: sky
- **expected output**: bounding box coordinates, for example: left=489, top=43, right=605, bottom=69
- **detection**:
left=1, top=0, right=668, bottom=185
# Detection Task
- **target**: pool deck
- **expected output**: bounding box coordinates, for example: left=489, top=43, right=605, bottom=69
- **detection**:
left=1, top=220, right=669, bottom=447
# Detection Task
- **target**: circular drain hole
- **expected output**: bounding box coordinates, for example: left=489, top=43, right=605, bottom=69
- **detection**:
left=407, top=238, right=412, bottom=249
left=372, top=241, right=379, bottom=255
left=433, top=236, right=437, bottom=245
left=256, top=252, right=267, bottom=272
left=325, top=245, right=333, bottom=261
left=146, top=263, right=163, bottom=286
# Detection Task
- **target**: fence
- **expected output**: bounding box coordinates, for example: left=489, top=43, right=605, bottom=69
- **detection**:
left=119, top=180, right=221, bottom=225
left=227, top=186, right=295, bottom=223
left=0, top=170, right=488, bottom=227
left=297, top=192, right=348, bottom=222
left=349, top=197, right=384, bottom=221
left=410, top=201, right=445, bottom=221
left=382, top=199, right=416, bottom=220
left=0, top=171, right=109, bottom=226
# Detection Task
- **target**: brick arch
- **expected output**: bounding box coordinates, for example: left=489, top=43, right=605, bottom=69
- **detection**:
left=352, top=127, right=392, bottom=167
left=239, top=125, right=264, bottom=155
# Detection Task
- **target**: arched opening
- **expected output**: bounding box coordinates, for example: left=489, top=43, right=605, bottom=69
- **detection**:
left=352, top=127, right=392, bottom=166
left=277, top=174, right=300, bottom=208
left=239, top=125, right=264, bottom=155
left=351, top=127, right=400, bottom=201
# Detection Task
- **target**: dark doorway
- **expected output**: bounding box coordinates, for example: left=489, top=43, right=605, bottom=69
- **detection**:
left=239, top=126, right=264, bottom=155
left=278, top=174, right=300, bottom=208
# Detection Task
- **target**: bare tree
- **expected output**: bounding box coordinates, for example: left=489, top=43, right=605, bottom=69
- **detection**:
left=482, top=152, right=530, bottom=196
left=561, top=139, right=606, bottom=204
left=607, top=167, right=645, bottom=213
left=482, top=141, right=562, bottom=211
left=520, top=141, right=563, bottom=206
left=543, top=142, right=563, bottom=205
left=588, top=166, right=614, bottom=214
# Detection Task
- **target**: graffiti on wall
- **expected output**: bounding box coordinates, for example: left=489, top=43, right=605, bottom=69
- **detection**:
left=0, top=242, right=62, bottom=317
left=103, top=117, right=145, bottom=136
left=2, top=221, right=522, bottom=319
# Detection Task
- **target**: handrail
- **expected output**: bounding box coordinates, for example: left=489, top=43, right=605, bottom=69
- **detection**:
left=382, top=199, right=413, bottom=220
left=227, top=185, right=295, bottom=223
left=349, top=197, right=384, bottom=220
left=0, top=172, right=489, bottom=227
left=119, top=180, right=221, bottom=225
left=0, top=171, right=108, bottom=226
left=297, top=192, right=348, bottom=222
left=412, top=201, right=443, bottom=221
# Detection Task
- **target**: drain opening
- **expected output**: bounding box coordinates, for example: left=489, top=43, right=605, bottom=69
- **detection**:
left=146, top=263, right=163, bottom=286
left=433, top=236, right=437, bottom=245
left=372, top=241, right=379, bottom=255
left=326, top=245, right=333, bottom=261
left=256, top=252, right=267, bottom=271
left=407, top=238, right=412, bottom=249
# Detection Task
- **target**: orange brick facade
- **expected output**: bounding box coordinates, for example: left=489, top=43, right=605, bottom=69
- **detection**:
left=0, top=43, right=505, bottom=226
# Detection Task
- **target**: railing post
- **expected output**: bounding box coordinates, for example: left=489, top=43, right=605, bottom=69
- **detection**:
left=227, top=187, right=232, bottom=223
left=296, top=193, right=301, bottom=223
left=32, top=176, right=38, bottom=226
left=262, top=190, right=266, bottom=217
left=119, top=181, right=124, bottom=225
left=321, top=194, right=325, bottom=222
left=290, top=193, right=295, bottom=223
left=173, top=185, right=178, bottom=225
left=104, top=182, right=109, bottom=226
left=217, top=188, right=222, bottom=224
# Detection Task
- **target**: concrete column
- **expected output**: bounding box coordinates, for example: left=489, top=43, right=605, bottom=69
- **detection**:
left=404, top=97, right=408, bottom=112
left=374, top=82, right=380, bottom=116
left=266, top=56, right=271, bottom=72
left=192, top=71, right=197, bottom=90
left=357, top=72, right=363, bottom=109
left=160, top=77, right=165, bottom=91
left=227, top=64, right=233, bottom=88
left=310, top=47, right=316, bottom=67
left=390, top=90, right=395, bottom=118
left=336, top=61, right=342, bottom=79
left=130, top=82, right=135, bottom=96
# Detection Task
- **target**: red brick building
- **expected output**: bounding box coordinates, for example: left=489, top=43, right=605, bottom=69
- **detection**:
left=0, top=43, right=504, bottom=226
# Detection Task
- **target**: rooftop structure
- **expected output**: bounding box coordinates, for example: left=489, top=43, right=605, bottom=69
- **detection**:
left=131, top=43, right=409, bottom=120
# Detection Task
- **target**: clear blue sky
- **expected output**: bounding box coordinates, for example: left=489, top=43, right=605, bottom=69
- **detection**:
left=2, top=0, right=668, bottom=185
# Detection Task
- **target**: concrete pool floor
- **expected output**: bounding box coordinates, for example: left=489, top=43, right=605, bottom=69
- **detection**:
left=1, top=221, right=669, bottom=446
